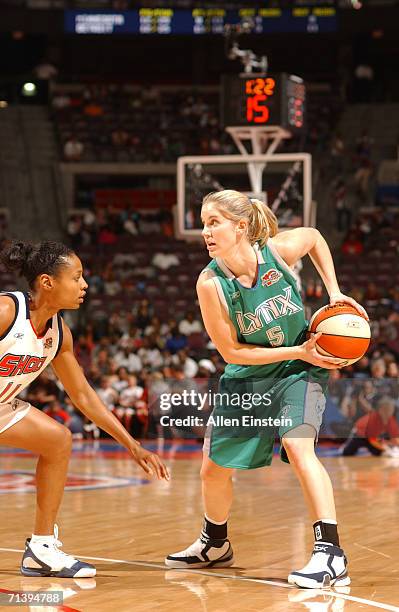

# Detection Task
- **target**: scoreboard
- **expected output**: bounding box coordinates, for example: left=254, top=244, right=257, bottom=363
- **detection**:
left=221, top=74, right=306, bottom=132
left=65, top=6, right=337, bottom=35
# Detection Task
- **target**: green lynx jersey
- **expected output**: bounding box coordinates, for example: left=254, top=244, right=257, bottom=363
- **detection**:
left=205, top=239, right=316, bottom=381
left=202, top=240, right=328, bottom=470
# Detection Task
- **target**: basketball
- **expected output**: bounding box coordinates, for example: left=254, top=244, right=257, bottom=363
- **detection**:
left=308, top=303, right=371, bottom=365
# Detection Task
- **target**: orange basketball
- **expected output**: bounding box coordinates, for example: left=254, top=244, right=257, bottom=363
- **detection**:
left=308, top=303, right=371, bottom=366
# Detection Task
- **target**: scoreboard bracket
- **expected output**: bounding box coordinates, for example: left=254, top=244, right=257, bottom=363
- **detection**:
left=226, top=125, right=292, bottom=197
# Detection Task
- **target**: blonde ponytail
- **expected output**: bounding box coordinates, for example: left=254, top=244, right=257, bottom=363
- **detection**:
left=247, top=198, right=278, bottom=246
left=202, top=190, right=278, bottom=247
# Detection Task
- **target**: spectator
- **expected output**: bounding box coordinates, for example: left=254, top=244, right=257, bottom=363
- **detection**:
left=178, top=311, right=203, bottom=336
left=152, top=251, right=179, bottom=270
left=330, top=133, right=345, bottom=175
left=357, top=380, right=378, bottom=415
left=341, top=230, right=364, bottom=256
left=197, top=359, right=217, bottom=377
left=52, top=94, right=70, bottom=110
left=138, top=337, right=164, bottom=369
left=370, top=358, right=386, bottom=379
left=34, top=61, right=58, bottom=81
left=26, top=371, right=59, bottom=410
left=111, top=366, right=131, bottom=393
left=354, top=157, right=372, bottom=200
left=165, top=328, right=188, bottom=354
left=67, top=215, right=83, bottom=248
left=115, top=374, right=145, bottom=433
left=342, top=396, right=399, bottom=456
left=44, top=400, right=71, bottom=427
left=111, top=128, right=129, bottom=147
left=75, top=334, right=94, bottom=370
left=364, top=282, right=381, bottom=303
left=387, top=362, right=399, bottom=378
left=333, top=179, right=351, bottom=233
left=84, top=101, right=104, bottom=117
left=135, top=299, right=153, bottom=331
left=354, top=63, right=374, bottom=103
left=119, top=375, right=144, bottom=407
left=113, top=346, right=142, bottom=373
left=98, top=225, right=118, bottom=251
left=103, top=271, right=122, bottom=296
left=64, top=136, right=84, bottom=162
left=123, top=216, right=139, bottom=236
left=174, top=349, right=198, bottom=378
left=95, top=376, right=118, bottom=411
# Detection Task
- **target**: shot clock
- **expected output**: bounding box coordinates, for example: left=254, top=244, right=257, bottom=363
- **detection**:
left=221, top=73, right=306, bottom=133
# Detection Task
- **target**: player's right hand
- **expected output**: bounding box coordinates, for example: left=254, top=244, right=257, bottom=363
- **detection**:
left=129, top=443, right=170, bottom=481
left=298, top=332, right=348, bottom=369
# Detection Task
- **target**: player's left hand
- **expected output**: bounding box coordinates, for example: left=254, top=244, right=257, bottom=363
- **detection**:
left=129, top=443, right=170, bottom=481
left=329, top=291, right=369, bottom=320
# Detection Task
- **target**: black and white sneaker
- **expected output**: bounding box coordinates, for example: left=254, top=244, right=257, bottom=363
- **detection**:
left=20, top=525, right=96, bottom=578
left=165, top=531, right=234, bottom=569
left=288, top=544, right=350, bottom=589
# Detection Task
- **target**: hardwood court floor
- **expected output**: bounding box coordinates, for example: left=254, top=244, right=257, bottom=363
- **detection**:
left=0, top=441, right=398, bottom=612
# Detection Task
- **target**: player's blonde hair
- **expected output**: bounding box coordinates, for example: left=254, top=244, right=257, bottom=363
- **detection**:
left=202, top=189, right=278, bottom=247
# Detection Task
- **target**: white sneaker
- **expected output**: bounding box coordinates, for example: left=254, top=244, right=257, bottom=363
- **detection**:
left=20, top=524, right=96, bottom=578
left=383, top=446, right=399, bottom=458
left=288, top=544, right=350, bottom=589
left=165, top=531, right=234, bottom=569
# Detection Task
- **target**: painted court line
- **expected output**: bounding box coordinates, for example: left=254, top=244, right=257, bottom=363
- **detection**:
left=354, top=542, right=392, bottom=559
left=0, top=548, right=398, bottom=612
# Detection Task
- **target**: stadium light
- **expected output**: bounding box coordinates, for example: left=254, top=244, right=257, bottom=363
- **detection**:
left=21, top=82, right=37, bottom=97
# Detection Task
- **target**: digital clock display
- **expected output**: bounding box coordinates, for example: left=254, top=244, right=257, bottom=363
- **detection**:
left=221, top=74, right=306, bottom=132
left=245, top=78, right=277, bottom=124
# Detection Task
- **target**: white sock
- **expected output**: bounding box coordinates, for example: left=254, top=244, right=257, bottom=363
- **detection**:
left=30, top=534, right=55, bottom=546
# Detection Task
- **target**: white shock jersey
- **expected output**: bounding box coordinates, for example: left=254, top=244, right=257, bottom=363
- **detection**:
left=0, top=292, right=63, bottom=403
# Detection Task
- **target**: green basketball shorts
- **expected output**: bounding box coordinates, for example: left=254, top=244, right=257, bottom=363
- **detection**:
left=203, top=373, right=328, bottom=470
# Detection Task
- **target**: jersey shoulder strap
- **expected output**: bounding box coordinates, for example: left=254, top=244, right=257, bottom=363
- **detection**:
left=198, top=262, right=232, bottom=314
left=0, top=291, right=27, bottom=341
left=264, top=239, right=301, bottom=289
left=54, top=313, right=64, bottom=358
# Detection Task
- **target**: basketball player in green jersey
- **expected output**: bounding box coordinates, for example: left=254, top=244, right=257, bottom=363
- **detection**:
left=166, top=189, right=368, bottom=588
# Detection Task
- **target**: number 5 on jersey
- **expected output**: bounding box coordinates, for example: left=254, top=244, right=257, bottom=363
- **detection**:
left=266, top=325, right=285, bottom=347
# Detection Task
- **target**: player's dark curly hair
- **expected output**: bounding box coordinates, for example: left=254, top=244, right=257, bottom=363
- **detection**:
left=0, top=240, right=75, bottom=288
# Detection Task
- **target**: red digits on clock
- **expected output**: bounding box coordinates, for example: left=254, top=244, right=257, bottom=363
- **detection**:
left=264, top=78, right=276, bottom=96
left=246, top=95, right=269, bottom=123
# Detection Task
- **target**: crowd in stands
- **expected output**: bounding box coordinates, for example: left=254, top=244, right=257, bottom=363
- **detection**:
left=67, top=205, right=175, bottom=247
left=3, top=138, right=398, bottom=454
left=329, top=128, right=375, bottom=233
left=13, top=200, right=399, bottom=451
left=54, top=80, right=342, bottom=164
left=54, top=85, right=235, bottom=163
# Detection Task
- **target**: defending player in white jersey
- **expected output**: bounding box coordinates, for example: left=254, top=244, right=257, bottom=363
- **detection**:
left=0, top=240, right=169, bottom=578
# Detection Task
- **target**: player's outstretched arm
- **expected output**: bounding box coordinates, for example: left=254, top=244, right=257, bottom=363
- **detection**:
left=271, top=228, right=368, bottom=319
left=52, top=320, right=169, bottom=481
left=197, top=272, right=344, bottom=369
